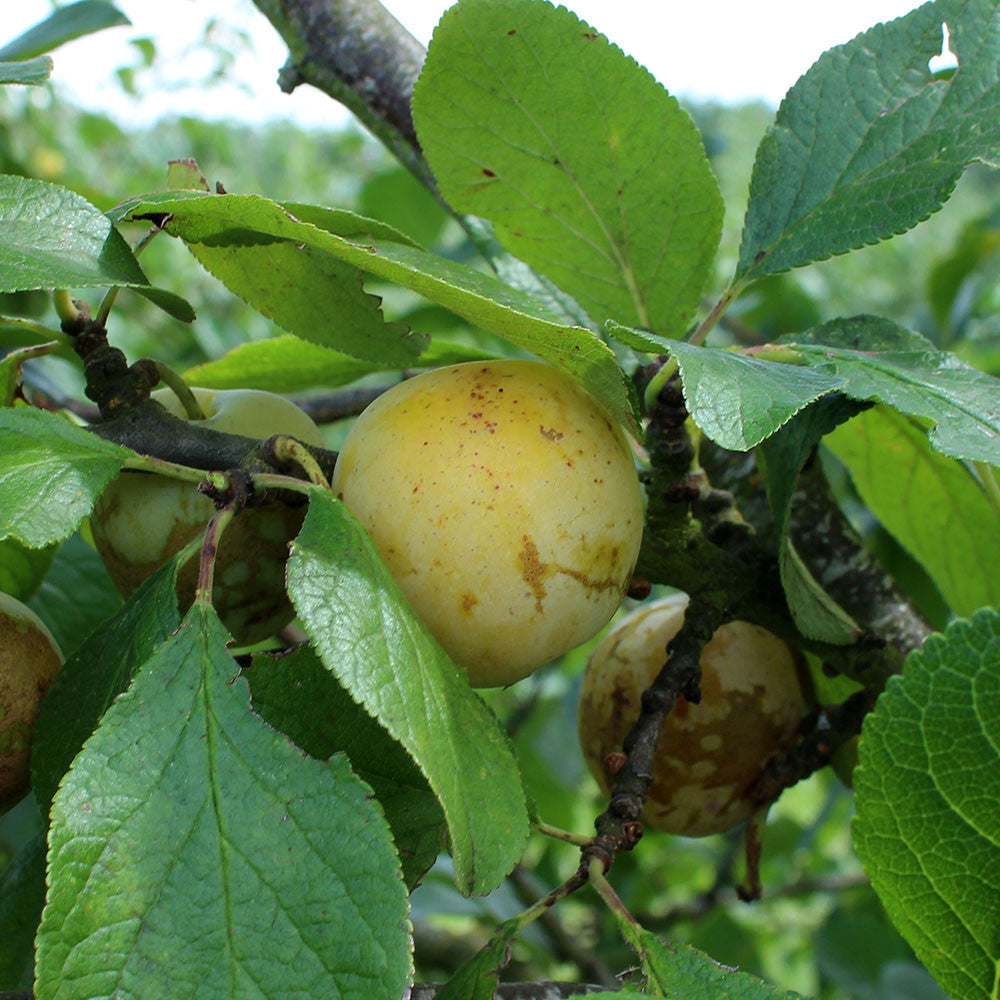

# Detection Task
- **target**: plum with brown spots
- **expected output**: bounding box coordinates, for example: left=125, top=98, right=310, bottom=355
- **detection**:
left=91, top=387, right=325, bottom=645
left=0, top=593, right=63, bottom=813
left=578, top=592, right=811, bottom=836
left=332, top=360, right=644, bottom=687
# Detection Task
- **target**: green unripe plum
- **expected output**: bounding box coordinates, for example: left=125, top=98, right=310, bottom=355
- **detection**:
left=332, top=360, right=644, bottom=687
left=0, top=592, right=63, bottom=813
left=91, top=387, right=325, bottom=645
left=578, top=592, right=810, bottom=836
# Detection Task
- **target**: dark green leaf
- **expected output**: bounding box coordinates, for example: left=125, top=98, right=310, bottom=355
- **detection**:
left=0, top=407, right=131, bottom=548
left=36, top=603, right=412, bottom=1000
left=854, top=607, right=1000, bottom=1000
left=27, top=532, right=123, bottom=658
left=0, top=175, right=147, bottom=291
left=130, top=284, right=196, bottom=322
left=757, top=395, right=867, bottom=643
left=31, top=558, right=180, bottom=813
left=286, top=491, right=530, bottom=896
left=121, top=191, right=640, bottom=434
left=789, top=316, right=1000, bottom=465
left=0, top=833, right=46, bottom=990
left=0, top=1, right=129, bottom=61
left=0, top=56, right=52, bottom=86
left=738, top=0, right=1000, bottom=280
left=412, top=0, right=722, bottom=337
left=432, top=932, right=512, bottom=1000
left=826, top=406, right=1000, bottom=616
left=248, top=643, right=445, bottom=890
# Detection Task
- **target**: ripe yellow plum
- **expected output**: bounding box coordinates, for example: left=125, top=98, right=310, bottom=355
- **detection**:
left=332, top=360, right=644, bottom=687
left=92, top=387, right=325, bottom=645
left=578, top=592, right=810, bottom=836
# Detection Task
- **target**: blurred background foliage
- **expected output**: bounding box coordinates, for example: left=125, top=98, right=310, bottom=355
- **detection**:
left=3, top=8, right=995, bottom=997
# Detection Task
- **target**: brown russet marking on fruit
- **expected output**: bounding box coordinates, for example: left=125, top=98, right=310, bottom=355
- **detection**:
left=461, top=593, right=479, bottom=612
left=518, top=535, right=549, bottom=613
left=539, top=426, right=563, bottom=441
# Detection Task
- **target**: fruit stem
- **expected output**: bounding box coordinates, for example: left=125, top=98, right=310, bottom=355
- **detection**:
left=52, top=289, right=81, bottom=325
left=122, top=453, right=212, bottom=484
left=534, top=820, right=592, bottom=847
left=150, top=360, right=207, bottom=420
left=266, top=435, right=332, bottom=490
left=587, top=858, right=641, bottom=929
left=195, top=505, right=236, bottom=609
left=250, top=472, right=323, bottom=498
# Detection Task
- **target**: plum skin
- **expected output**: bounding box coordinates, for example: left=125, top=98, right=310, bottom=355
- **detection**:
left=91, top=387, right=325, bottom=645
left=578, top=592, right=810, bottom=836
left=332, top=360, right=644, bottom=687
left=0, top=592, right=63, bottom=813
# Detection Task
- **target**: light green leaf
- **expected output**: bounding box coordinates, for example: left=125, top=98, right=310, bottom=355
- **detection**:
left=412, top=0, right=722, bottom=337
left=0, top=408, right=131, bottom=548
left=0, top=1, right=129, bottom=61
left=612, top=326, right=842, bottom=450
left=31, top=557, right=180, bottom=812
left=738, top=0, right=1000, bottom=280
left=36, top=603, right=412, bottom=1000
left=789, top=316, right=1000, bottom=465
left=131, top=284, right=195, bottom=322
left=616, top=926, right=812, bottom=999
left=121, top=191, right=640, bottom=435
left=248, top=643, right=445, bottom=890
left=0, top=537, right=57, bottom=601
left=287, top=491, right=530, bottom=896
left=827, top=406, right=1000, bottom=617
left=0, top=175, right=147, bottom=291
left=0, top=341, right=59, bottom=406
left=183, top=333, right=496, bottom=393
left=0, top=56, right=52, bottom=86
left=854, top=607, right=1000, bottom=1000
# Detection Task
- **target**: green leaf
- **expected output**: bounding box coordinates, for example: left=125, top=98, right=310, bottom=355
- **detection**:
left=0, top=537, right=57, bottom=601
left=27, top=532, right=123, bottom=658
left=121, top=191, right=640, bottom=435
left=131, top=284, right=196, bottom=322
left=757, top=395, right=866, bottom=644
left=432, top=932, right=512, bottom=1000
left=36, top=603, right=412, bottom=1000
left=826, top=406, right=1000, bottom=617
left=286, top=491, right=530, bottom=896
left=637, top=934, right=812, bottom=998
left=853, top=608, right=1000, bottom=1000
left=31, top=558, right=180, bottom=813
left=737, top=0, right=1000, bottom=281
left=412, top=0, right=722, bottom=337
left=0, top=408, right=131, bottom=548
left=247, top=643, right=445, bottom=890
left=789, top=316, right=1000, bottom=465
left=612, top=327, right=841, bottom=450
left=183, top=333, right=496, bottom=393
left=0, top=56, right=52, bottom=86
left=0, top=833, right=46, bottom=991
left=0, top=175, right=148, bottom=291
left=0, top=1, right=129, bottom=61
left=0, top=341, right=59, bottom=406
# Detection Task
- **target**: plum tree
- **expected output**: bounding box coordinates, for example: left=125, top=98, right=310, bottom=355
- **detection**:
left=333, top=360, right=644, bottom=686
left=91, top=386, right=325, bottom=645
left=0, top=592, right=64, bottom=813
left=578, top=592, right=811, bottom=836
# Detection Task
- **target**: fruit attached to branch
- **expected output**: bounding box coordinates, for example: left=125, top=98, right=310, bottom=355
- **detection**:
left=333, top=360, right=644, bottom=687
left=578, top=592, right=811, bottom=836
left=91, top=387, right=325, bottom=645
left=0, top=592, right=63, bottom=813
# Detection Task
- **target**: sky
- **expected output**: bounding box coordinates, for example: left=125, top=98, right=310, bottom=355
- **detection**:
left=7, top=0, right=936, bottom=129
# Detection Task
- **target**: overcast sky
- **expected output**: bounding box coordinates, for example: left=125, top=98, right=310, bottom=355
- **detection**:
left=9, top=1, right=935, bottom=127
